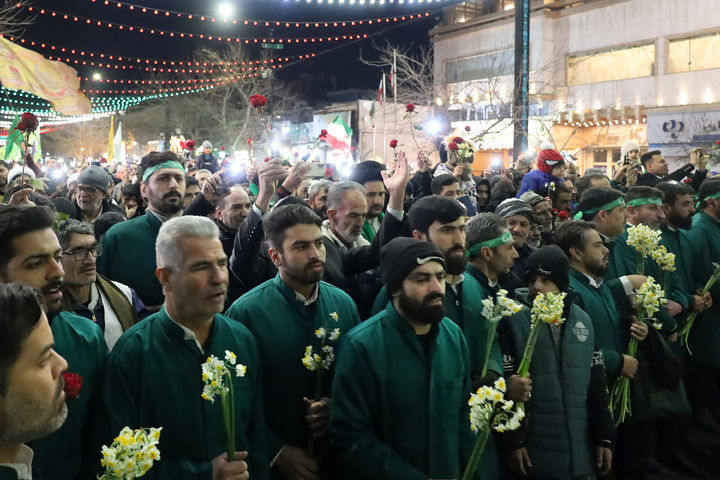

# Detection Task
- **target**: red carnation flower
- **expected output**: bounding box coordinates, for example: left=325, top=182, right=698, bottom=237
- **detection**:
left=389, top=139, right=398, bottom=149
left=221, top=146, right=225, bottom=150
left=249, top=94, right=267, bottom=109
left=405, top=103, right=415, bottom=113
left=453, top=136, right=464, bottom=144
left=247, top=138, right=253, bottom=146
left=558, top=211, right=570, bottom=221
left=263, top=157, right=271, bottom=163
left=63, top=372, right=83, bottom=401
left=185, top=139, right=195, bottom=150
left=465, top=126, right=471, bottom=132
left=448, top=142, right=459, bottom=151
left=716, top=141, right=720, bottom=146
left=319, top=129, right=328, bottom=139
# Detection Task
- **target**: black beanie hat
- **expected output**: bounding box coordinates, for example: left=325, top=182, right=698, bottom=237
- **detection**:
left=525, top=245, right=569, bottom=292
left=348, top=160, right=386, bottom=186
left=381, top=237, right=446, bottom=295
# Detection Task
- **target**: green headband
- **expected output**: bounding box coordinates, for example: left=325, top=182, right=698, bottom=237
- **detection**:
left=696, top=190, right=720, bottom=208
left=142, top=160, right=185, bottom=182
left=573, top=197, right=625, bottom=220
left=626, top=197, right=662, bottom=207
left=466, top=230, right=513, bottom=257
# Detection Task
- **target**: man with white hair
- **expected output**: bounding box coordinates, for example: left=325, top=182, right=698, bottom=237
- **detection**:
left=103, top=215, right=269, bottom=480
left=307, top=179, right=331, bottom=220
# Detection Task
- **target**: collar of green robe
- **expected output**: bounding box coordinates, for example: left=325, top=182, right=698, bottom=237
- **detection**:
left=573, top=197, right=625, bottom=220
left=142, top=160, right=185, bottom=182
left=466, top=230, right=512, bottom=257
left=696, top=190, right=720, bottom=208
left=626, top=197, right=662, bottom=207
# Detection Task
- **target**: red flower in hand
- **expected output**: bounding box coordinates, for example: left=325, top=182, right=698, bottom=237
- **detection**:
left=405, top=103, right=415, bottom=113
left=389, top=139, right=398, bottom=149
left=20, top=112, right=38, bottom=132
left=63, top=372, right=83, bottom=401
left=185, top=139, right=195, bottom=150
left=319, top=129, right=328, bottom=139
left=465, top=126, right=471, bottom=132
left=249, top=94, right=267, bottom=109
left=453, top=136, right=464, bottom=144
left=558, top=211, right=570, bottom=221
left=448, top=142, right=459, bottom=151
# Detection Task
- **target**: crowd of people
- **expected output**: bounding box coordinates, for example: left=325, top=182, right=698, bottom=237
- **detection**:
left=0, top=136, right=719, bottom=480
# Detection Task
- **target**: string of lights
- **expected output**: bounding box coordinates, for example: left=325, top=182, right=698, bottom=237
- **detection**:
left=29, top=7, right=372, bottom=44
left=83, top=65, right=282, bottom=84
left=83, top=0, right=432, bottom=27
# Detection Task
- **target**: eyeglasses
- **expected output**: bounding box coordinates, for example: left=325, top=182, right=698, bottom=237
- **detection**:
left=63, top=245, right=103, bottom=261
left=76, top=185, right=100, bottom=195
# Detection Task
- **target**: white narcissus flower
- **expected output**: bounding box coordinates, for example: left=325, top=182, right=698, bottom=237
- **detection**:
left=627, top=224, right=662, bottom=257
left=633, top=277, right=667, bottom=319
left=531, top=291, right=567, bottom=324
left=99, top=427, right=162, bottom=480
left=329, top=328, right=341, bottom=342
left=467, top=379, right=523, bottom=435
left=315, top=327, right=326, bottom=339
left=651, top=245, right=676, bottom=272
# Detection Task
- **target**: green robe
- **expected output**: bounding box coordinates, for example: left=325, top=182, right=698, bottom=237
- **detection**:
left=330, top=302, right=477, bottom=480
left=361, top=213, right=383, bottom=243
left=102, top=308, right=269, bottom=479
left=569, top=270, right=627, bottom=381
left=224, top=276, right=361, bottom=459
left=30, top=311, right=108, bottom=480
left=97, top=211, right=164, bottom=307
left=659, top=224, right=697, bottom=337
left=684, top=212, right=720, bottom=365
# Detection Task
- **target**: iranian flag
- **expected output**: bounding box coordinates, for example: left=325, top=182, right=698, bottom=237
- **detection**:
left=325, top=116, right=352, bottom=151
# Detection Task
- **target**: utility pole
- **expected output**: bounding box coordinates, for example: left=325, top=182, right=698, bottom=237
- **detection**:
left=512, top=0, right=530, bottom=163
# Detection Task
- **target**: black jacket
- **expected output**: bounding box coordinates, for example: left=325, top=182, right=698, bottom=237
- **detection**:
left=636, top=163, right=696, bottom=188
left=70, top=198, right=125, bottom=222
left=229, top=207, right=407, bottom=309
left=195, top=153, right=219, bottom=173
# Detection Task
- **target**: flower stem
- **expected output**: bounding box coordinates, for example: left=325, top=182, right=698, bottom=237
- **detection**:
left=517, top=320, right=540, bottom=378
left=636, top=253, right=645, bottom=276
left=480, top=321, right=500, bottom=378
left=461, top=427, right=490, bottom=480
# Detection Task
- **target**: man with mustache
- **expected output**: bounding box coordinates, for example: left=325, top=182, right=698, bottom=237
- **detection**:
left=555, top=220, right=651, bottom=480
left=348, top=160, right=388, bottom=242
left=70, top=166, right=125, bottom=224
left=0, top=160, right=10, bottom=198
left=307, top=180, right=331, bottom=220
left=103, top=216, right=269, bottom=480
left=0, top=284, right=69, bottom=480
left=330, top=237, right=475, bottom=480
left=98, top=151, right=187, bottom=310
left=226, top=204, right=360, bottom=480
left=495, top=198, right=538, bottom=282
left=0, top=205, right=108, bottom=480
left=56, top=219, right=146, bottom=350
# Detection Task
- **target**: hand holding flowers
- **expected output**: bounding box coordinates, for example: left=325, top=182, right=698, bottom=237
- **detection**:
left=479, top=290, right=523, bottom=377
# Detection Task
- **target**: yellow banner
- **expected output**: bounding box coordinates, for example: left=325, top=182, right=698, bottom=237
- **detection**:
left=0, top=37, right=91, bottom=115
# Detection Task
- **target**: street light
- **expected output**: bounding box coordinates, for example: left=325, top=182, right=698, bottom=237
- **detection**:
left=218, top=3, right=233, bottom=18
left=93, top=73, right=102, bottom=81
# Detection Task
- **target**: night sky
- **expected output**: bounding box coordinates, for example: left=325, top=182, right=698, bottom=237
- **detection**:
left=21, top=0, right=446, bottom=99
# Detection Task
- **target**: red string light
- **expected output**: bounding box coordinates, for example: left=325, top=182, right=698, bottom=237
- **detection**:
left=81, top=74, right=261, bottom=95
left=30, top=7, right=372, bottom=43
left=84, top=0, right=430, bottom=27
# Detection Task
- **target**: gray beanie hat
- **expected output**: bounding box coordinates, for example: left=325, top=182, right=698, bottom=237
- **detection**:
left=77, top=166, right=110, bottom=193
left=202, top=140, right=212, bottom=150
left=496, top=198, right=535, bottom=222
left=519, top=191, right=546, bottom=207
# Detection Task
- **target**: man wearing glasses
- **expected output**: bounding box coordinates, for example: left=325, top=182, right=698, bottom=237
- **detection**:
left=56, top=219, right=147, bottom=350
left=71, top=166, right=125, bottom=224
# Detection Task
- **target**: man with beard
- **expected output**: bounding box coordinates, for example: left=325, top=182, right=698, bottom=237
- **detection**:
left=0, top=205, right=107, bottom=480
left=520, top=192, right=553, bottom=245
left=330, top=237, right=475, bottom=480
left=323, top=181, right=380, bottom=320
left=0, top=284, right=69, bottom=480
left=0, top=160, right=9, bottom=198
left=56, top=220, right=146, bottom=350
left=71, top=166, right=126, bottom=224
left=98, top=151, right=187, bottom=310
left=103, top=216, right=269, bottom=480
left=476, top=178, right=491, bottom=212
left=225, top=205, right=360, bottom=480
left=496, top=198, right=537, bottom=287
left=307, top=180, right=331, bottom=220
left=348, top=160, right=388, bottom=242
left=656, top=181, right=712, bottom=319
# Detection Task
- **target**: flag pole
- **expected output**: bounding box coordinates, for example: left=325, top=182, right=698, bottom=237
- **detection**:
left=382, top=73, right=387, bottom=163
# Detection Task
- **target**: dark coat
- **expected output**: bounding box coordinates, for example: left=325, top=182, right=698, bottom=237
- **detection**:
left=195, top=153, right=219, bottom=173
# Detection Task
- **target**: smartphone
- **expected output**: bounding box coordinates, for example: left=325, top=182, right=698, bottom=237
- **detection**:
left=306, top=162, right=326, bottom=178
left=491, top=159, right=502, bottom=176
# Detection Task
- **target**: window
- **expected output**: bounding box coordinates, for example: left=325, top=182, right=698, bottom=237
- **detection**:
left=668, top=32, right=720, bottom=73
left=567, top=44, right=655, bottom=85
left=446, top=50, right=514, bottom=84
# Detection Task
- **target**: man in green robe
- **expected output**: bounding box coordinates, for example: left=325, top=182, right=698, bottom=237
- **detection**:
left=0, top=205, right=108, bottom=480
left=0, top=284, right=69, bottom=480
left=348, top=160, right=387, bottom=242
left=331, top=237, right=477, bottom=480
left=103, top=216, right=269, bottom=480
left=98, top=151, right=187, bottom=309
left=225, top=205, right=361, bottom=480
left=684, top=179, right=720, bottom=415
